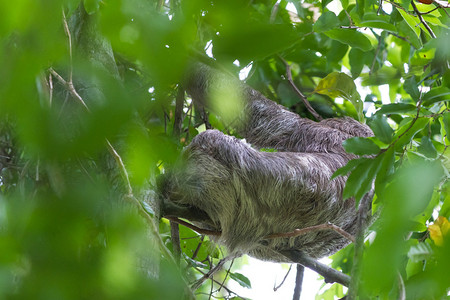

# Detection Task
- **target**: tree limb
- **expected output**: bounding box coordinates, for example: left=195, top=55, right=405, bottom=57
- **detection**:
left=411, top=0, right=437, bottom=38
left=279, top=250, right=351, bottom=287
left=292, top=264, right=304, bottom=300
left=279, top=56, right=323, bottom=121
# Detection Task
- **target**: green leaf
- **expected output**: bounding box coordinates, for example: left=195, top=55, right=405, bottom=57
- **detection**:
left=183, top=254, right=209, bottom=269
left=343, top=137, right=381, bottom=155
left=397, top=8, right=421, bottom=40
left=417, top=136, right=437, bottom=158
left=394, top=118, right=430, bottom=150
left=375, top=103, right=417, bottom=115
left=441, top=184, right=450, bottom=218
left=404, top=76, right=420, bottom=101
left=314, top=11, right=340, bottom=33
left=84, top=0, right=101, bottom=14
left=423, top=87, right=450, bottom=106
left=332, top=157, right=367, bottom=179
left=324, top=28, right=373, bottom=51
left=349, top=48, right=365, bottom=78
left=443, top=112, right=450, bottom=144
left=229, top=272, right=252, bottom=289
left=369, top=115, right=394, bottom=144
left=327, top=40, right=349, bottom=64
left=396, top=20, right=422, bottom=49
left=314, top=72, right=364, bottom=120
left=358, top=13, right=397, bottom=32
left=407, top=243, right=433, bottom=263
left=374, top=147, right=395, bottom=196
left=356, top=0, right=365, bottom=18
left=343, top=157, right=380, bottom=203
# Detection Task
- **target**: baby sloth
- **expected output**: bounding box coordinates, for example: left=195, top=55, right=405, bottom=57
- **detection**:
left=159, top=62, right=373, bottom=262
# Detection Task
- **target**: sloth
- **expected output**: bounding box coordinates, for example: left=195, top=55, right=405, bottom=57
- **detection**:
left=158, top=62, right=373, bottom=262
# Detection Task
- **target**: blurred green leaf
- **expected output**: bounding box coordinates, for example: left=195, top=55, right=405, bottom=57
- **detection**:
left=375, top=103, right=417, bottom=115
left=443, top=112, right=450, bottom=144
left=362, top=161, right=443, bottom=296
left=423, top=87, right=450, bottom=106
left=417, top=136, right=437, bottom=158
left=403, top=76, right=420, bottom=101
left=84, top=0, right=101, bottom=14
left=358, top=13, right=397, bottom=32
left=343, top=137, right=380, bottom=155
left=394, top=118, right=429, bottom=151
left=408, top=242, right=433, bottom=263
left=313, top=11, right=340, bottom=33
left=349, top=48, right=365, bottom=78
left=324, top=28, right=373, bottom=51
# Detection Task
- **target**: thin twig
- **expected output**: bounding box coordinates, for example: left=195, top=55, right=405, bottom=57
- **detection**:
left=274, top=264, right=292, bottom=291
left=279, top=56, right=323, bottom=121
left=388, top=32, right=414, bottom=46
left=218, top=259, right=234, bottom=292
left=411, top=0, right=437, bottom=38
left=48, top=68, right=90, bottom=111
left=191, top=236, right=205, bottom=260
left=265, top=222, right=356, bottom=243
left=377, top=0, right=384, bottom=14
left=191, top=256, right=237, bottom=290
left=62, top=9, right=73, bottom=83
left=48, top=72, right=53, bottom=106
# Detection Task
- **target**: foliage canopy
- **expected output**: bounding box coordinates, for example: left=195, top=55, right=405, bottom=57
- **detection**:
left=0, top=0, right=449, bottom=299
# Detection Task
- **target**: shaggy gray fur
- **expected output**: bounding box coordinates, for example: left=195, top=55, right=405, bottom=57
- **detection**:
left=160, top=62, right=373, bottom=262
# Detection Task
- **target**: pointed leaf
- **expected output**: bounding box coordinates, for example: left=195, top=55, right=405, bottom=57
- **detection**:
left=394, top=118, right=430, bottom=150
left=369, top=115, right=394, bottom=144
left=404, top=76, right=420, bottom=101
left=315, top=72, right=364, bottom=120
left=332, top=157, right=367, bottom=179
left=423, top=87, right=450, bottom=106
left=343, top=158, right=379, bottom=203
left=229, top=272, right=252, bottom=289
left=349, top=48, right=365, bottom=78
left=375, top=103, right=417, bottom=115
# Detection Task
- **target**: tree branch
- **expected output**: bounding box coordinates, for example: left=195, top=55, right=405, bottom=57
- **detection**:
left=191, top=256, right=237, bottom=290
left=411, top=0, right=437, bottom=38
left=279, top=250, right=351, bottom=287
left=292, top=264, right=305, bottom=300
left=279, top=56, right=323, bottom=121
